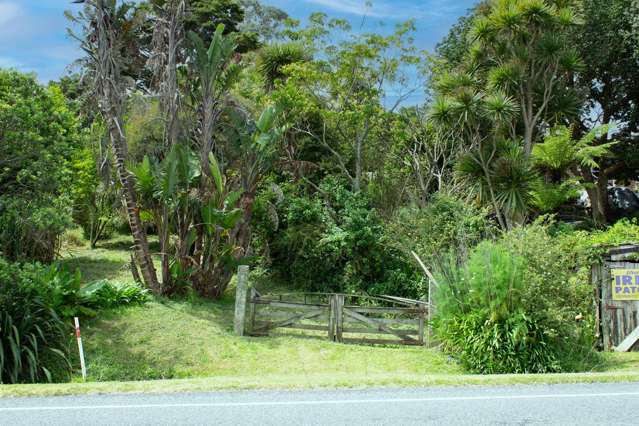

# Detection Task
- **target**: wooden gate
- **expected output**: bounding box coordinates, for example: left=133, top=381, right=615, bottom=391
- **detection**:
left=594, top=245, right=639, bottom=351
left=234, top=276, right=429, bottom=346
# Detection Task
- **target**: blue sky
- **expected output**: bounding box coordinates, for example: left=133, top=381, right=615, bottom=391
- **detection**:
left=0, top=0, right=476, bottom=83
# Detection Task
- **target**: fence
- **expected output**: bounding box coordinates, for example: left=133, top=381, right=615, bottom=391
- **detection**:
left=234, top=266, right=430, bottom=346
left=593, top=244, right=639, bottom=352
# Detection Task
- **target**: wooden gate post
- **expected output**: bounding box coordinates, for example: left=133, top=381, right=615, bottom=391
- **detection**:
left=335, top=294, right=344, bottom=343
left=234, top=265, right=250, bottom=336
left=328, top=294, right=336, bottom=341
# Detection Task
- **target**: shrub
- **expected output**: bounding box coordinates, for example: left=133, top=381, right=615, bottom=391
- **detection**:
left=0, top=70, right=78, bottom=262
left=0, top=196, right=72, bottom=263
left=389, top=193, right=493, bottom=266
left=35, top=264, right=149, bottom=317
left=434, top=218, right=609, bottom=374
left=32, top=263, right=95, bottom=318
left=0, top=258, right=70, bottom=383
left=259, top=179, right=421, bottom=297
left=8, top=261, right=149, bottom=319
left=434, top=241, right=564, bottom=373
left=69, top=143, right=118, bottom=248
left=502, top=220, right=594, bottom=337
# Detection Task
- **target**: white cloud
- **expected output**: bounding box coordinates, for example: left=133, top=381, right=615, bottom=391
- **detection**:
left=306, top=0, right=385, bottom=17
left=303, top=0, right=468, bottom=20
left=0, top=2, right=21, bottom=27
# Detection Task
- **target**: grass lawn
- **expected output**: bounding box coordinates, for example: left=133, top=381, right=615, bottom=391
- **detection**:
left=58, top=232, right=460, bottom=381
left=3, top=231, right=635, bottom=397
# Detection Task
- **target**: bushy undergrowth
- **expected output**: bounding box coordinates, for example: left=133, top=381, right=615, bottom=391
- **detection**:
left=80, top=280, right=149, bottom=310
left=0, top=258, right=148, bottom=383
left=433, top=220, right=603, bottom=374
left=255, top=179, right=421, bottom=297
left=390, top=193, right=493, bottom=264
left=0, top=70, right=78, bottom=262
left=434, top=241, right=565, bottom=373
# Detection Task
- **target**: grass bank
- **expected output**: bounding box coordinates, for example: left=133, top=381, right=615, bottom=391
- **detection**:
left=2, top=231, right=633, bottom=398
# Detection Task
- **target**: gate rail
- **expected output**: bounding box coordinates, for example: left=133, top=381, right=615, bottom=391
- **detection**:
left=233, top=267, right=429, bottom=346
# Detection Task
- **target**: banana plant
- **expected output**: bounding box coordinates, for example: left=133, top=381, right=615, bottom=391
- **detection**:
left=187, top=25, right=242, bottom=162
left=130, top=144, right=243, bottom=295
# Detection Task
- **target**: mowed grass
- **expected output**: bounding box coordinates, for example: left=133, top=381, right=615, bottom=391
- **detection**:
left=73, top=299, right=639, bottom=382
left=60, top=230, right=143, bottom=283
left=78, top=299, right=460, bottom=382
left=59, top=231, right=459, bottom=382
left=7, top=230, right=631, bottom=398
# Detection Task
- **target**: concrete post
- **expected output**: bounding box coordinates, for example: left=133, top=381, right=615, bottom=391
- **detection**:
left=234, top=265, right=250, bottom=336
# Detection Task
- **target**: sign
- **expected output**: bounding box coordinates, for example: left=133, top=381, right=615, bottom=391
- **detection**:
left=611, top=269, right=639, bottom=300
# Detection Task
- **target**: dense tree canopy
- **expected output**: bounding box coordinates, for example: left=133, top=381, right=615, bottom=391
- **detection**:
left=0, top=70, right=79, bottom=262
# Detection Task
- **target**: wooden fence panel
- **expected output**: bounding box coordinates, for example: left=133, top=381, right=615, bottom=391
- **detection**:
left=233, top=267, right=429, bottom=346
left=243, top=293, right=427, bottom=346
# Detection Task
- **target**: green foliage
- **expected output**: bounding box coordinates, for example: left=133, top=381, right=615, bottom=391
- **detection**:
left=124, top=95, right=164, bottom=162
left=434, top=241, right=563, bottom=373
left=258, top=42, right=309, bottom=89
left=503, top=221, right=595, bottom=332
left=33, top=264, right=95, bottom=319
left=531, top=180, right=580, bottom=212
left=184, top=0, right=262, bottom=52
left=11, top=261, right=149, bottom=320
left=530, top=125, right=616, bottom=213
left=0, top=254, right=148, bottom=384
left=69, top=134, right=118, bottom=248
left=434, top=227, right=601, bottom=374
left=79, top=280, right=149, bottom=310
left=390, top=193, right=493, bottom=265
left=187, top=25, right=241, bottom=101
left=434, top=217, right=639, bottom=374
left=439, top=311, right=561, bottom=374
left=0, top=70, right=78, bottom=262
left=533, top=125, right=615, bottom=171
left=261, top=179, right=419, bottom=297
left=0, top=258, right=70, bottom=384
left=0, top=197, right=72, bottom=263
left=457, top=140, right=539, bottom=226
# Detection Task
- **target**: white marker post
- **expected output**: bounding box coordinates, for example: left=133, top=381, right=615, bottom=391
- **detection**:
left=74, top=317, right=87, bottom=381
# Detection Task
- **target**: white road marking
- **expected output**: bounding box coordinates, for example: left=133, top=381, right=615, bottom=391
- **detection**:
left=1, top=391, right=639, bottom=412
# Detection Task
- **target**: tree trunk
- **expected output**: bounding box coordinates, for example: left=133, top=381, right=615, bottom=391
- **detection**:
left=237, top=191, right=256, bottom=256
left=108, top=118, right=161, bottom=293
left=92, top=0, right=160, bottom=293
left=160, top=206, right=171, bottom=288
left=523, top=121, right=534, bottom=156
left=354, top=132, right=362, bottom=192
left=581, top=168, right=608, bottom=225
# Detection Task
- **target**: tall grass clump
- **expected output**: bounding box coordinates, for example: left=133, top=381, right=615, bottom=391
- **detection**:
left=433, top=219, right=603, bottom=374
left=0, top=258, right=70, bottom=383
left=433, top=239, right=593, bottom=374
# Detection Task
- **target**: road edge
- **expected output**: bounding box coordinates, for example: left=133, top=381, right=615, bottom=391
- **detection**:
left=2, top=372, right=639, bottom=398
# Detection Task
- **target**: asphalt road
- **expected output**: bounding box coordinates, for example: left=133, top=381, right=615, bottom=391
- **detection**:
left=1, top=382, right=637, bottom=425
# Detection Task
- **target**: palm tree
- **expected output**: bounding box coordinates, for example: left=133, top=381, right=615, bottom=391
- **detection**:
left=471, top=0, right=583, bottom=155
left=70, top=0, right=160, bottom=292
left=187, top=26, right=240, bottom=165
left=258, top=42, right=309, bottom=90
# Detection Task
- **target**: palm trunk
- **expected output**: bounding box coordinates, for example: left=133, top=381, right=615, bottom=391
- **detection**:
left=160, top=206, right=171, bottom=288
left=93, top=0, right=160, bottom=293
left=108, top=118, right=160, bottom=293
